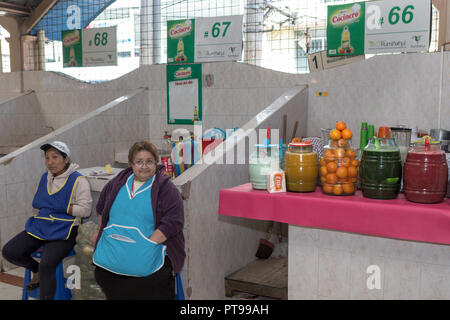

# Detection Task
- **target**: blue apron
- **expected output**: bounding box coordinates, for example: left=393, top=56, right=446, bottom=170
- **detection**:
left=25, top=171, right=81, bottom=241
left=93, top=174, right=166, bottom=277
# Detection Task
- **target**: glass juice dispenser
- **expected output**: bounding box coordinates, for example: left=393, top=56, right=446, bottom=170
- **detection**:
left=249, top=144, right=280, bottom=190
left=390, top=127, right=412, bottom=163
left=403, top=136, right=448, bottom=203
left=284, top=141, right=318, bottom=192
left=360, top=136, right=402, bottom=199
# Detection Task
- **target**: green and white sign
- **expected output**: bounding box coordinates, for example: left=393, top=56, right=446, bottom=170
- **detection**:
left=167, top=19, right=195, bottom=64
left=166, top=64, right=202, bottom=125
left=194, top=15, right=243, bottom=62
left=62, top=26, right=117, bottom=68
left=327, top=2, right=366, bottom=56
left=365, top=0, right=430, bottom=54
left=167, top=15, right=243, bottom=64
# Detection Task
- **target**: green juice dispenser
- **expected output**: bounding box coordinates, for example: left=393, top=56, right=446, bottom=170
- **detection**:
left=360, top=133, right=403, bottom=200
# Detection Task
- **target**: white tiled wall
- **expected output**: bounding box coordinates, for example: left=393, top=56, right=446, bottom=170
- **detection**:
left=289, top=225, right=450, bottom=300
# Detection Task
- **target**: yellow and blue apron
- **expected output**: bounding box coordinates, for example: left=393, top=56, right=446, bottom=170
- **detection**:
left=93, top=174, right=166, bottom=277
left=25, top=171, right=81, bottom=241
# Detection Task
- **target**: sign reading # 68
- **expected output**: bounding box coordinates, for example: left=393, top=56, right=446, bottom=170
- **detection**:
left=364, top=0, right=430, bottom=53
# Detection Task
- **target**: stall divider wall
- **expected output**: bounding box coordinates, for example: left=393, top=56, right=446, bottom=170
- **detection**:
left=0, top=88, right=149, bottom=271
left=173, top=85, right=308, bottom=299
left=0, top=91, right=49, bottom=154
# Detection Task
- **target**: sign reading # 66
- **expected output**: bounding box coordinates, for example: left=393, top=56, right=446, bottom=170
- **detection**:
left=364, top=0, right=430, bottom=53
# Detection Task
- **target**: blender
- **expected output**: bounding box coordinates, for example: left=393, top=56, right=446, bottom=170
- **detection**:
left=390, top=127, right=412, bottom=163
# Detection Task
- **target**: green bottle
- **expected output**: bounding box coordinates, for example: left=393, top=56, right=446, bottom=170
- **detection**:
left=360, top=122, right=368, bottom=149
left=368, top=125, right=375, bottom=142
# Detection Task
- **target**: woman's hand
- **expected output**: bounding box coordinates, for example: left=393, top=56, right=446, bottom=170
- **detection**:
left=149, top=229, right=167, bottom=244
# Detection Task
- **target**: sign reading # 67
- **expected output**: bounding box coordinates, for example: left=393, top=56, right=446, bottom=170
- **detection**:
left=364, top=0, right=430, bottom=53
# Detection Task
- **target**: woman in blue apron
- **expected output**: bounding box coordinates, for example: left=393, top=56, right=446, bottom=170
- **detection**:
left=2, top=141, right=92, bottom=300
left=92, top=141, right=185, bottom=300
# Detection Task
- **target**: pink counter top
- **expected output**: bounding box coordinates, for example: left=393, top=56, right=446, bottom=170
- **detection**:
left=218, top=183, right=450, bottom=245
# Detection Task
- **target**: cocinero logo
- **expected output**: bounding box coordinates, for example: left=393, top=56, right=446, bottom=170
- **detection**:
left=174, top=68, right=192, bottom=79
left=63, top=31, right=80, bottom=46
left=331, top=10, right=360, bottom=25
left=169, top=21, right=192, bottom=38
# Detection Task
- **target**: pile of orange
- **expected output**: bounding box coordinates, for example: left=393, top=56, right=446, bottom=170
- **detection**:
left=320, top=121, right=358, bottom=196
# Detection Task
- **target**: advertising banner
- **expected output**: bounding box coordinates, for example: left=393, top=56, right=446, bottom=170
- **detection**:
left=364, top=0, right=431, bottom=54
left=62, top=26, right=117, bottom=67
left=167, top=16, right=243, bottom=64
left=166, top=64, right=202, bottom=125
left=327, top=2, right=366, bottom=56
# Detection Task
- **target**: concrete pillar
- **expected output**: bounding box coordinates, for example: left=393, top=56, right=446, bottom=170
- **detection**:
left=37, top=30, right=46, bottom=71
left=433, top=0, right=450, bottom=50
left=243, top=0, right=264, bottom=66
left=0, top=16, right=21, bottom=72
left=140, top=0, right=161, bottom=65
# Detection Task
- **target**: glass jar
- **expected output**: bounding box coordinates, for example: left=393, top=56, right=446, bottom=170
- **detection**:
left=403, top=136, right=448, bottom=203
left=360, top=137, right=402, bottom=199
left=319, top=139, right=358, bottom=196
left=285, top=141, right=318, bottom=192
left=249, top=144, right=280, bottom=190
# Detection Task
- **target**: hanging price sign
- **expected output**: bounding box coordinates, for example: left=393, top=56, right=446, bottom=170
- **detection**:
left=364, top=0, right=430, bottom=53
left=194, top=15, right=243, bottom=62
left=167, top=15, right=243, bottom=64
left=62, top=26, right=117, bottom=68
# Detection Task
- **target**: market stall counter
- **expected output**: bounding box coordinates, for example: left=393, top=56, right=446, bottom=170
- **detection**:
left=218, top=184, right=450, bottom=299
left=218, top=183, right=450, bottom=245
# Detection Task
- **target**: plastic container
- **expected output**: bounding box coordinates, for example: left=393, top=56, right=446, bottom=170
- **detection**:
left=390, top=127, right=412, bottom=164
left=284, top=141, right=318, bottom=192
left=319, top=139, right=358, bottom=196
left=403, top=136, right=448, bottom=203
left=360, top=136, right=402, bottom=199
left=249, top=144, right=280, bottom=190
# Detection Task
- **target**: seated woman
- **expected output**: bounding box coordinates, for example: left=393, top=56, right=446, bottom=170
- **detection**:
left=2, top=141, right=92, bottom=300
left=91, top=140, right=185, bottom=300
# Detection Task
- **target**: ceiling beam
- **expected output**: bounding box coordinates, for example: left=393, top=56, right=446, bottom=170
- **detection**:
left=21, top=0, right=59, bottom=35
left=0, top=1, right=31, bottom=16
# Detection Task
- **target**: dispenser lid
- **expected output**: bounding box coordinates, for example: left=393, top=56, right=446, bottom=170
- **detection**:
left=289, top=141, right=312, bottom=147
left=412, top=135, right=440, bottom=145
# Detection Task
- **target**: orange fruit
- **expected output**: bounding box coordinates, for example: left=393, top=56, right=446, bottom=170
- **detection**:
left=326, top=161, right=337, bottom=173
left=335, top=148, right=345, bottom=158
left=326, top=173, right=338, bottom=185
left=324, top=149, right=335, bottom=157
left=291, top=137, right=302, bottom=143
left=341, top=157, right=351, bottom=167
left=323, top=183, right=333, bottom=194
left=330, top=140, right=339, bottom=148
left=343, top=183, right=355, bottom=194
left=329, top=129, right=342, bottom=140
left=339, top=177, right=350, bottom=183
left=337, top=138, right=348, bottom=148
left=333, top=184, right=343, bottom=195
left=342, top=128, right=353, bottom=140
left=320, top=176, right=327, bottom=184
left=348, top=166, right=358, bottom=178
left=320, top=158, right=327, bottom=167
left=350, top=177, right=357, bottom=183
left=320, top=166, right=328, bottom=177
left=336, top=121, right=347, bottom=131
left=345, top=149, right=356, bottom=158
left=336, top=166, right=348, bottom=178
left=351, top=159, right=359, bottom=167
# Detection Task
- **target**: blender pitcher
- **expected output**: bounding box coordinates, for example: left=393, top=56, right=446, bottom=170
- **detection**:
left=390, top=127, right=412, bottom=163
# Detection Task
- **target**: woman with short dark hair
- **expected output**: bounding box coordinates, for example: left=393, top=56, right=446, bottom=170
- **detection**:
left=2, top=141, right=92, bottom=300
left=92, top=140, right=185, bottom=300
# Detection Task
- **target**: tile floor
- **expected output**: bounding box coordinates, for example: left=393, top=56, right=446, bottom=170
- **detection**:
left=0, top=267, right=26, bottom=300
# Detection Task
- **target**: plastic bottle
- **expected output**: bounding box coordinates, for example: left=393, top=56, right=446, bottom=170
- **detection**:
left=360, top=122, right=368, bottom=149
left=161, top=131, right=173, bottom=178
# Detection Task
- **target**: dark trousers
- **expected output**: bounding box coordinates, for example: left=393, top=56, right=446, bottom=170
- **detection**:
left=94, top=257, right=175, bottom=300
left=2, top=227, right=78, bottom=300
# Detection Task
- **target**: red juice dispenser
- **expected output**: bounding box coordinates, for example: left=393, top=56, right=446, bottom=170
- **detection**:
left=403, top=136, right=448, bottom=203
